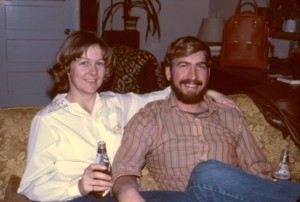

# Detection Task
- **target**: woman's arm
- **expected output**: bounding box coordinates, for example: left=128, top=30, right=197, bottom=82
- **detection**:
left=206, top=89, right=238, bottom=109
left=118, top=87, right=238, bottom=123
left=18, top=115, right=66, bottom=201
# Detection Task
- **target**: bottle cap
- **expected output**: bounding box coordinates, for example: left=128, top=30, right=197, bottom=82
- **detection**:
left=98, top=141, right=106, bottom=149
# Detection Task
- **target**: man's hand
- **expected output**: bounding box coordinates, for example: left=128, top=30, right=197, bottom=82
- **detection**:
left=78, top=163, right=113, bottom=196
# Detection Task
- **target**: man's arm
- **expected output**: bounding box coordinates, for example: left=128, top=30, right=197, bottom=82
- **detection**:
left=113, top=176, right=145, bottom=202
left=236, top=116, right=273, bottom=178
left=111, top=101, right=156, bottom=201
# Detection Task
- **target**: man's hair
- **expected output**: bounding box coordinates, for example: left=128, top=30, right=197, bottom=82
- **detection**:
left=162, top=36, right=212, bottom=68
left=48, top=31, right=115, bottom=93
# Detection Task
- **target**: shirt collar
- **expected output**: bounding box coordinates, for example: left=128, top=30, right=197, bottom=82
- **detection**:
left=49, top=93, right=104, bottom=117
left=166, top=92, right=218, bottom=116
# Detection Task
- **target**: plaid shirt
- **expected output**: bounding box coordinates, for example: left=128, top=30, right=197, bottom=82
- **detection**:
left=112, top=94, right=272, bottom=191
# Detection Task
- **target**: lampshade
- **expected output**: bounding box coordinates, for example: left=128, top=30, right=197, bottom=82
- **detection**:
left=197, top=18, right=225, bottom=43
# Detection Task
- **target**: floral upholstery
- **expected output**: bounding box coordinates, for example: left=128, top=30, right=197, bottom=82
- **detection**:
left=229, top=94, right=300, bottom=181
left=0, top=107, right=42, bottom=201
left=0, top=94, right=299, bottom=201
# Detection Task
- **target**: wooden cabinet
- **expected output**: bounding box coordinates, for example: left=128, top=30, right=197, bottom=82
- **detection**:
left=80, top=0, right=98, bottom=32
left=269, top=31, right=300, bottom=41
left=102, top=30, right=140, bottom=49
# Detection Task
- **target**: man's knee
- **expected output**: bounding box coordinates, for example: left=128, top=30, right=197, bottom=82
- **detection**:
left=193, top=160, right=226, bottom=173
left=190, top=160, right=233, bottom=182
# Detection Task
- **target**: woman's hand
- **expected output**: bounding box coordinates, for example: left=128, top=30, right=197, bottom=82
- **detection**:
left=78, top=163, right=113, bottom=196
left=206, top=89, right=240, bottom=111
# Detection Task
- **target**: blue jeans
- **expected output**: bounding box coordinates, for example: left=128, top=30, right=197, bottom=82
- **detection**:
left=70, top=160, right=300, bottom=202
left=185, top=160, right=300, bottom=202
left=70, top=191, right=185, bottom=202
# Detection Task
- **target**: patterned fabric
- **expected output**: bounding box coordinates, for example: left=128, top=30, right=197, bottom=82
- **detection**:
left=0, top=107, right=41, bottom=201
left=0, top=94, right=300, bottom=201
left=108, top=45, right=167, bottom=93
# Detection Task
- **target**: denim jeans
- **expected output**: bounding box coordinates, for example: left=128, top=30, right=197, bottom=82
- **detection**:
left=69, top=191, right=185, bottom=202
left=70, top=160, right=300, bottom=202
left=185, top=160, right=300, bottom=202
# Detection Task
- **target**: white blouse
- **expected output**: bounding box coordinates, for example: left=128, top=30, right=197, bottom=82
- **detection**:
left=18, top=88, right=170, bottom=201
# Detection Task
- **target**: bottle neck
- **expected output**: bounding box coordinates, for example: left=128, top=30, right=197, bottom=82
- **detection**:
left=281, top=155, right=288, bottom=163
left=281, top=149, right=289, bottom=163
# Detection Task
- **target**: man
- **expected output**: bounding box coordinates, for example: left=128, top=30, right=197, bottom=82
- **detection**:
left=111, top=36, right=300, bottom=202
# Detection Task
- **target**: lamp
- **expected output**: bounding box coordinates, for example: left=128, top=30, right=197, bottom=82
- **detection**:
left=197, top=18, right=225, bottom=44
left=197, top=18, right=225, bottom=56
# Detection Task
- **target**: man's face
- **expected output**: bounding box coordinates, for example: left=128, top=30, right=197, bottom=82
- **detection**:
left=165, top=51, right=210, bottom=104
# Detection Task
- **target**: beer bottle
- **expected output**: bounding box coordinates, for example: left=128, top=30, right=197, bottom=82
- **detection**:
left=93, top=141, right=112, bottom=198
left=272, top=148, right=291, bottom=181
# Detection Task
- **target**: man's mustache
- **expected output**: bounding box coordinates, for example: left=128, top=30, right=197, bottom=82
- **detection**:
left=180, top=79, right=202, bottom=86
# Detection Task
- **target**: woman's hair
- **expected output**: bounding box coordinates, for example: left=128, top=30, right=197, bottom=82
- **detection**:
left=162, top=36, right=212, bottom=68
left=48, top=31, right=115, bottom=94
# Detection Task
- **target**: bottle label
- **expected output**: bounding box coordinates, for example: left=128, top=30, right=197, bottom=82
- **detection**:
left=96, top=153, right=109, bottom=165
left=94, top=153, right=112, bottom=198
left=95, top=153, right=111, bottom=173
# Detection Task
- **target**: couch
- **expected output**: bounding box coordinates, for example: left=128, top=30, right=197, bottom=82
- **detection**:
left=1, top=46, right=300, bottom=201
left=1, top=94, right=300, bottom=201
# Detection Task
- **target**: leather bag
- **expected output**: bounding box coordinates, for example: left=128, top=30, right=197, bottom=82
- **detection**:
left=219, top=0, right=269, bottom=69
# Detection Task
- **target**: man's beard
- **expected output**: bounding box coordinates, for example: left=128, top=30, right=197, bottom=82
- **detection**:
left=171, top=79, right=207, bottom=104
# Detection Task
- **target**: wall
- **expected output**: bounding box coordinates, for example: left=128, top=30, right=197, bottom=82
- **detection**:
left=141, top=0, right=209, bottom=62
left=99, top=0, right=290, bottom=61
left=0, top=0, right=80, bottom=107
left=99, top=0, right=209, bottom=62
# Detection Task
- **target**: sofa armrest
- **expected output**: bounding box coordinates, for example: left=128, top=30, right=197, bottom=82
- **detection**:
left=245, top=84, right=300, bottom=149
left=4, top=175, right=31, bottom=202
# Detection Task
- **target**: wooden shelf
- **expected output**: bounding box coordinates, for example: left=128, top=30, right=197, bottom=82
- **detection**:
left=269, top=31, right=300, bottom=41
left=102, top=30, right=140, bottom=49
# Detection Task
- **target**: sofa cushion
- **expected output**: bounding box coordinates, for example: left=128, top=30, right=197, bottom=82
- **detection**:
left=0, top=94, right=299, bottom=201
left=0, top=107, right=42, bottom=201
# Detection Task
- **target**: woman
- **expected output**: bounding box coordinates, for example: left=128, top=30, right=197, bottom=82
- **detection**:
left=17, top=31, right=234, bottom=201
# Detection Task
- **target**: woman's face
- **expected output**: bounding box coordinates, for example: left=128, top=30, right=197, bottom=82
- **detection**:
left=68, top=44, right=106, bottom=97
